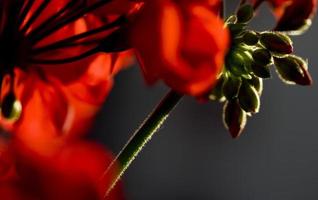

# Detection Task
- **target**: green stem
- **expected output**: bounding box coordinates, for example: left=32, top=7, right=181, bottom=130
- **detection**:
left=103, top=90, right=183, bottom=197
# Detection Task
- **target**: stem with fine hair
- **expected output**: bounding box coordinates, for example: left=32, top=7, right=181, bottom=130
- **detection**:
left=103, top=89, right=183, bottom=197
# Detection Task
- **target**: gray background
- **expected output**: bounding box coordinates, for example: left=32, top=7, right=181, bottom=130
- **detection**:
left=91, top=2, right=318, bottom=200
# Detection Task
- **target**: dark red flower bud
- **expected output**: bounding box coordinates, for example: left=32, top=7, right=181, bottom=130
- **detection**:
left=237, top=4, right=254, bottom=23
left=222, top=75, right=242, bottom=100
left=251, top=62, right=271, bottom=79
left=243, top=31, right=259, bottom=46
left=238, top=81, right=260, bottom=113
left=248, top=76, right=263, bottom=95
left=274, top=55, right=313, bottom=85
left=223, top=99, right=247, bottom=138
left=260, top=32, right=293, bottom=54
left=252, top=48, right=272, bottom=66
left=228, top=23, right=247, bottom=36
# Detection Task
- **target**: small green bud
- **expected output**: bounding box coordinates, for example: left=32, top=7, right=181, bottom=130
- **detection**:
left=223, top=99, right=247, bottom=138
left=274, top=55, right=312, bottom=85
left=226, top=52, right=249, bottom=76
left=252, top=49, right=272, bottom=66
left=209, top=76, right=226, bottom=102
left=260, top=32, right=293, bottom=54
left=222, top=75, right=242, bottom=100
left=243, top=31, right=259, bottom=46
left=238, top=81, right=260, bottom=113
left=228, top=23, right=246, bottom=36
left=1, top=93, right=22, bottom=122
left=237, top=49, right=253, bottom=72
left=237, top=4, right=254, bottom=23
left=238, top=49, right=253, bottom=62
left=248, top=76, right=263, bottom=96
left=251, top=62, right=271, bottom=79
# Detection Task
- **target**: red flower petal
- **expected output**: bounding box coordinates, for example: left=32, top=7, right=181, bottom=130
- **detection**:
left=132, top=0, right=229, bottom=96
left=0, top=141, right=124, bottom=200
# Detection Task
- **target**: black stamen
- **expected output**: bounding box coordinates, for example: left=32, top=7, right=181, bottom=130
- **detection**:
left=17, top=0, right=35, bottom=28
left=20, top=0, right=50, bottom=34
left=29, top=0, right=113, bottom=45
left=31, top=16, right=125, bottom=55
left=29, top=47, right=99, bottom=65
left=25, top=0, right=85, bottom=39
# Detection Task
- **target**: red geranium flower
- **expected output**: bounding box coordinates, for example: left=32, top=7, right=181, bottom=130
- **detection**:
left=0, top=0, right=134, bottom=153
left=131, top=0, right=230, bottom=96
left=0, top=139, right=124, bottom=200
left=252, top=0, right=317, bottom=33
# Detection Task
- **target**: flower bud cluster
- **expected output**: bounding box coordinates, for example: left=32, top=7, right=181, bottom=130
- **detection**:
left=209, top=4, right=313, bottom=138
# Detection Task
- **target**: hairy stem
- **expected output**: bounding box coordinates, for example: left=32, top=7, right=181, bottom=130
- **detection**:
left=103, top=90, right=183, bottom=197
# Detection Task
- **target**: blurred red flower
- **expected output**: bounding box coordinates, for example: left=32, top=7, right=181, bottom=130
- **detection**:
left=131, top=0, right=229, bottom=96
left=0, top=139, right=124, bottom=200
left=0, top=2, right=133, bottom=198
left=252, top=0, right=317, bottom=32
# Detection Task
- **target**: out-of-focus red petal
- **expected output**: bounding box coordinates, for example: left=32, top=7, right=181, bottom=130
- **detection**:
left=0, top=141, right=124, bottom=200
left=173, top=0, right=223, bottom=15
left=1, top=54, right=123, bottom=145
left=40, top=53, right=114, bottom=104
left=132, top=0, right=229, bottom=96
left=0, top=183, right=29, bottom=200
left=88, top=0, right=143, bottom=18
left=111, top=51, right=135, bottom=75
left=0, top=139, right=16, bottom=183
left=13, top=141, right=124, bottom=200
left=2, top=55, right=115, bottom=152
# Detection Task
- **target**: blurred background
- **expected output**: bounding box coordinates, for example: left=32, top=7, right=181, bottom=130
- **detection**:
left=91, top=2, right=318, bottom=200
